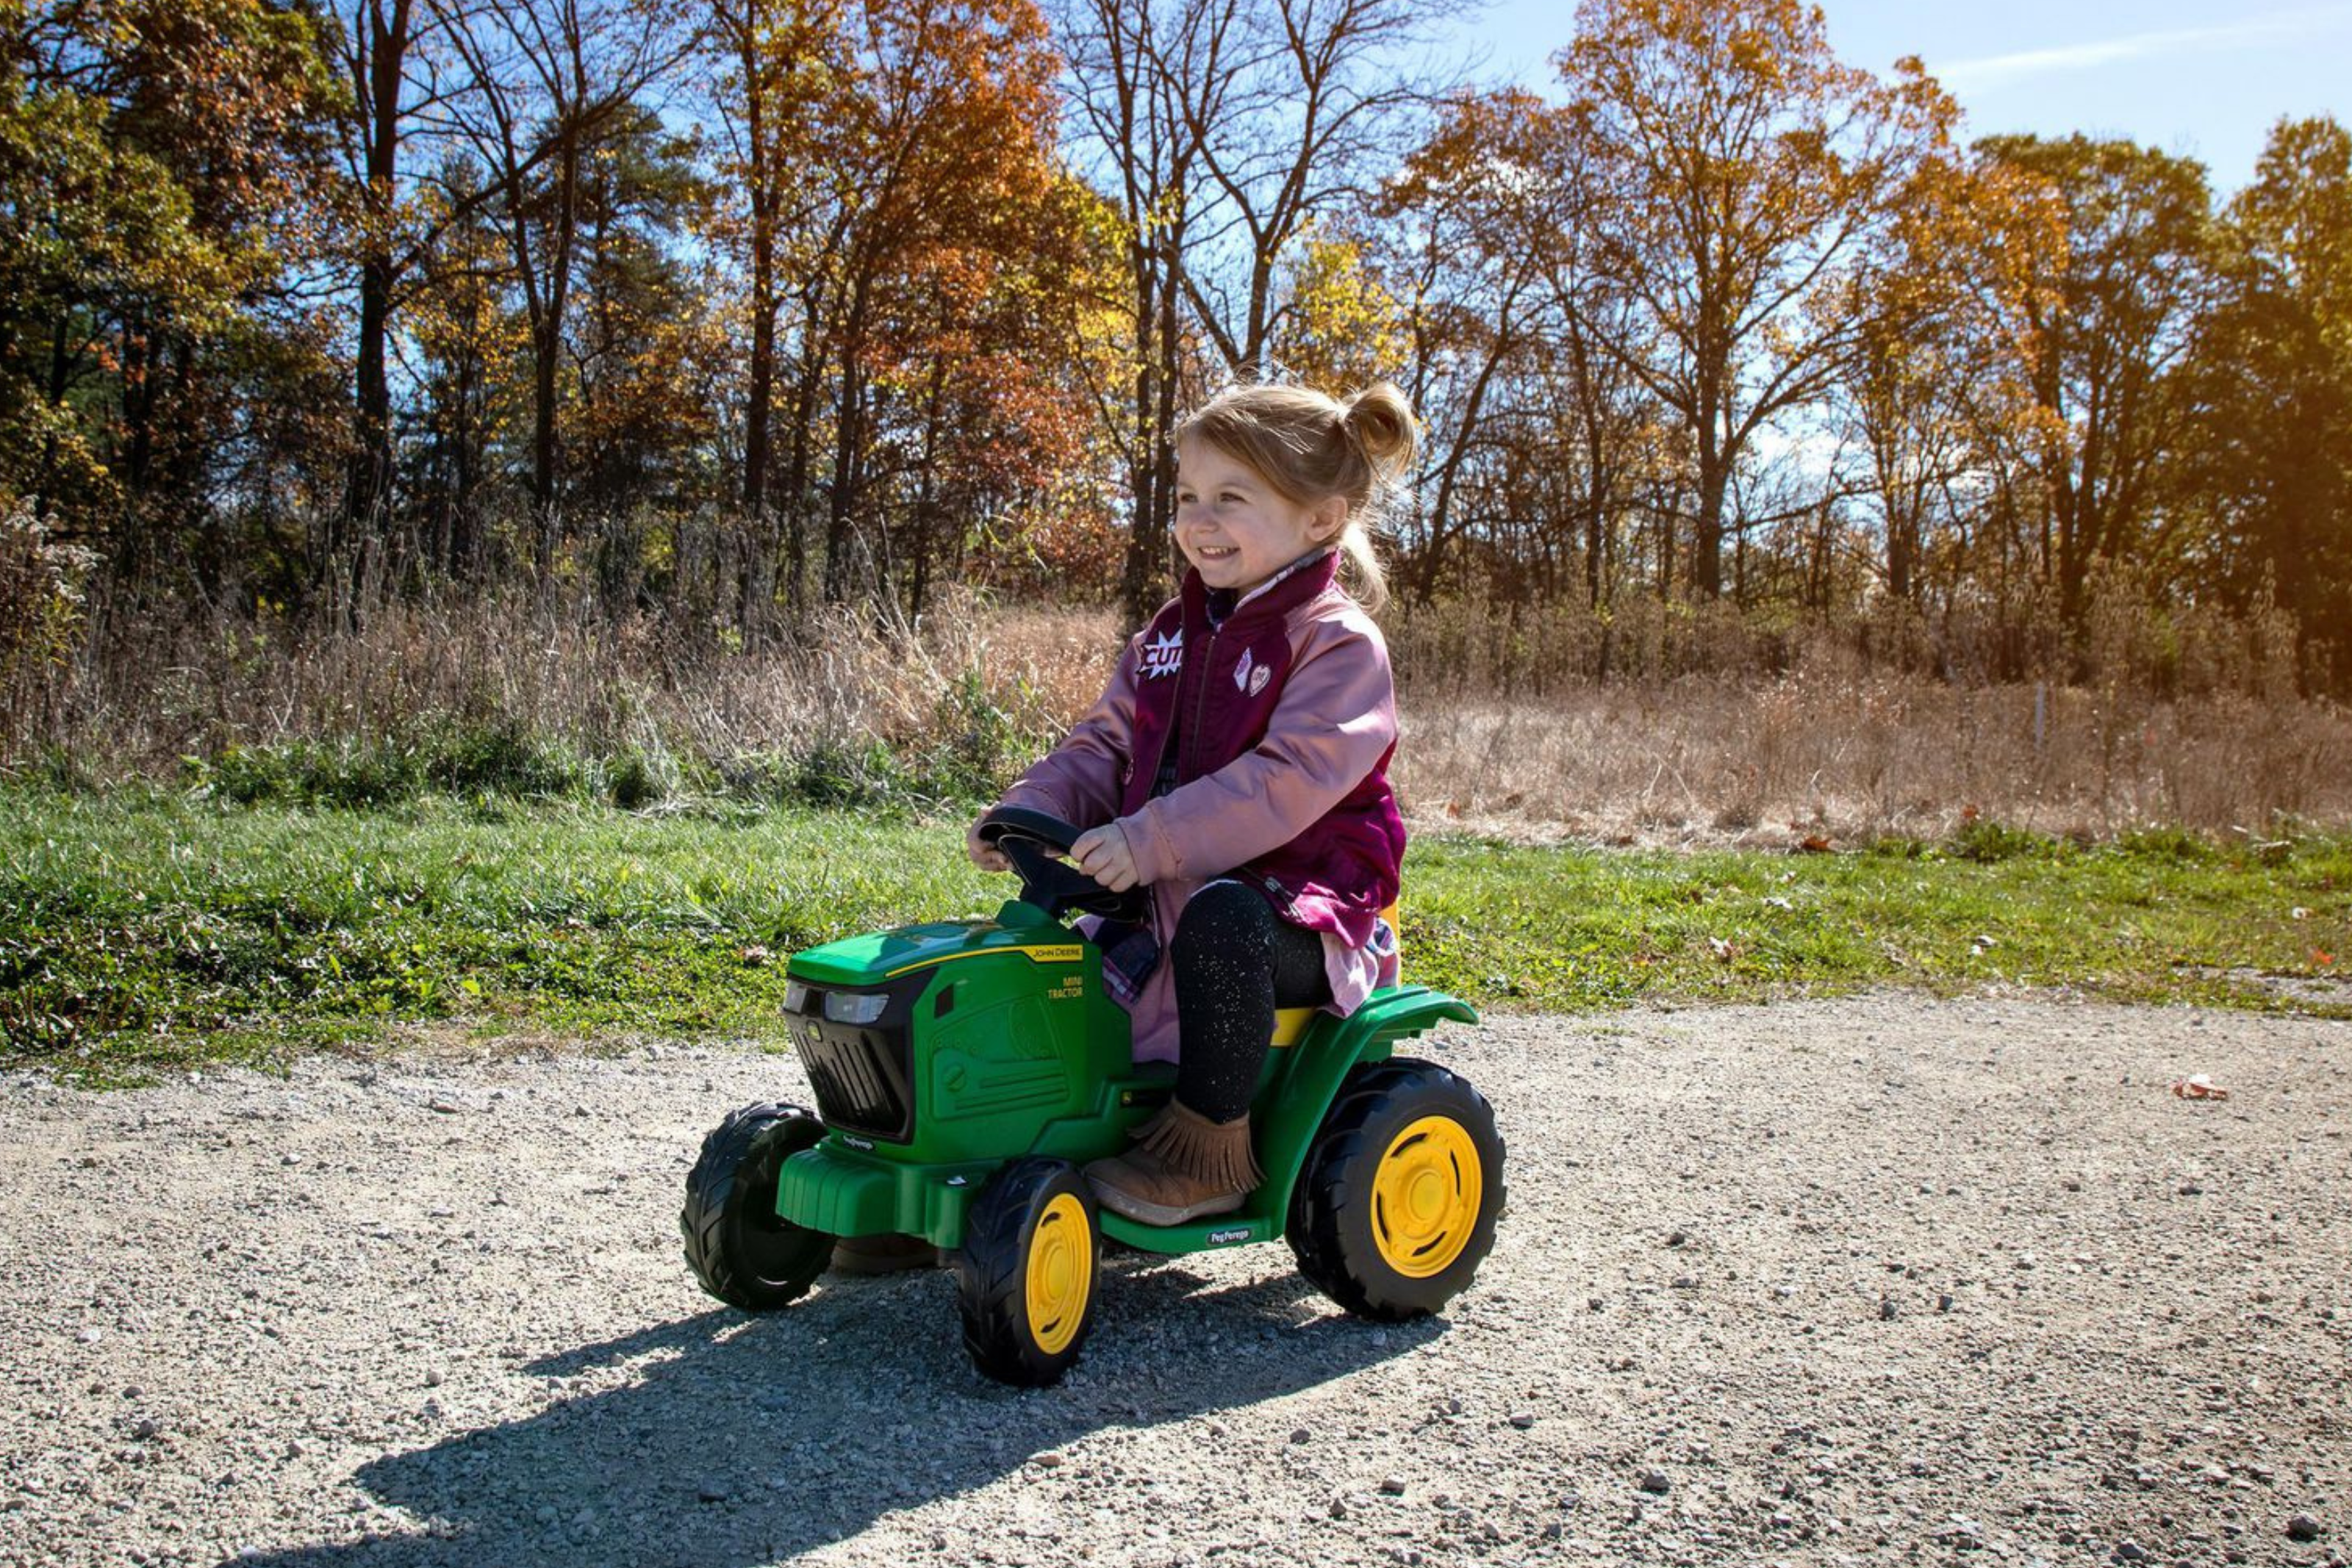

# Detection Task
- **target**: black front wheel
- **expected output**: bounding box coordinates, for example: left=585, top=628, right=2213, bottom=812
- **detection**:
left=1288, top=1058, right=1505, bottom=1320
left=681, top=1102, right=833, bottom=1311
left=953, top=1159, right=1102, bottom=1387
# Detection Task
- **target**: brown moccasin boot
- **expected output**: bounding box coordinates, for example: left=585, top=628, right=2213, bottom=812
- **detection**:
left=1084, top=1099, right=1263, bottom=1226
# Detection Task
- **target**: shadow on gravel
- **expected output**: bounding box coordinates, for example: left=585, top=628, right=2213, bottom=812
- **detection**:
left=237, top=1253, right=1441, bottom=1567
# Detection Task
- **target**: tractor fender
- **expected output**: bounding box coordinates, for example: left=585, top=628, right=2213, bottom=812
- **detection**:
left=1253, top=985, right=1480, bottom=1222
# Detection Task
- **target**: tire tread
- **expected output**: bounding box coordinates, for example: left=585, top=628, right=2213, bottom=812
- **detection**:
left=1287, top=1058, right=1505, bottom=1320
left=680, top=1101, right=830, bottom=1311
left=954, top=1158, right=1098, bottom=1387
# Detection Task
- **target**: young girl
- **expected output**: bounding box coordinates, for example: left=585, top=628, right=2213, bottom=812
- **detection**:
left=969, top=380, right=1416, bottom=1226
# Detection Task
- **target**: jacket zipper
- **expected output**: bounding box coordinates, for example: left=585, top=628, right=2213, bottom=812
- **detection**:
left=1176, top=619, right=1222, bottom=785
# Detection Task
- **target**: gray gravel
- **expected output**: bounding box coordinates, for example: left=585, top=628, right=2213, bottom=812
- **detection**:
left=1, top=994, right=2348, bottom=1568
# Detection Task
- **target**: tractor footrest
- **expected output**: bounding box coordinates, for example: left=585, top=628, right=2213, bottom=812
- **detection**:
left=1100, top=1206, right=1280, bottom=1256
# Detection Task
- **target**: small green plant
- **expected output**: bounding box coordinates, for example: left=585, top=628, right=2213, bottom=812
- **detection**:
left=423, top=719, right=585, bottom=797
left=917, top=669, right=1027, bottom=805
left=608, top=749, right=666, bottom=810
left=2116, top=824, right=2215, bottom=863
left=790, top=737, right=911, bottom=809
left=1948, top=816, right=2057, bottom=863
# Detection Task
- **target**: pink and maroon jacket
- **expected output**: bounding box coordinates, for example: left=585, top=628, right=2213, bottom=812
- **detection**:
left=995, top=550, right=1405, bottom=1062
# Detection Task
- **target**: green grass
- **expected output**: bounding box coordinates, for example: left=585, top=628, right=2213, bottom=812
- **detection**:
left=2, top=784, right=2345, bottom=1084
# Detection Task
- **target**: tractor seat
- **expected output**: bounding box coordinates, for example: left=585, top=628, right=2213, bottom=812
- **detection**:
left=1270, top=899, right=1402, bottom=1048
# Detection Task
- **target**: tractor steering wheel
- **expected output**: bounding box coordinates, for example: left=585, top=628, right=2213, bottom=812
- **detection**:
left=976, top=807, right=1149, bottom=925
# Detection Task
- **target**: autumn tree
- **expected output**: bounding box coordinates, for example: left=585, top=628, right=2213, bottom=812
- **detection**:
left=790, top=0, right=1066, bottom=610
left=2179, top=115, right=2352, bottom=656
left=440, top=0, right=690, bottom=582
left=1055, top=0, right=1455, bottom=621
left=1831, top=146, right=2054, bottom=611
left=1, top=0, right=344, bottom=593
left=1374, top=87, right=1671, bottom=611
left=1051, top=0, right=1222, bottom=621
left=1177, top=0, right=1458, bottom=377
left=325, top=0, right=453, bottom=595
left=702, top=0, right=854, bottom=634
left=1492, top=90, right=1663, bottom=611
left=1973, top=134, right=2213, bottom=631
left=567, top=104, right=717, bottom=589
left=1560, top=0, right=1951, bottom=602
left=873, top=164, right=1109, bottom=619
left=398, top=152, right=525, bottom=583
left=1374, top=90, right=1544, bottom=603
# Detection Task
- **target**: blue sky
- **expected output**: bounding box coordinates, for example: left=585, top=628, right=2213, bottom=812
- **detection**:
left=1466, top=0, right=2352, bottom=196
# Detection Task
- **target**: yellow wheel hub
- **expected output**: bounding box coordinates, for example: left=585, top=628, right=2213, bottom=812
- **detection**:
left=1371, top=1115, right=1482, bottom=1279
left=1025, top=1192, right=1094, bottom=1356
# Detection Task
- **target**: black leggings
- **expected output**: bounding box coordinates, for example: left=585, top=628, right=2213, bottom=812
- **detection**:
left=1171, top=880, right=1330, bottom=1123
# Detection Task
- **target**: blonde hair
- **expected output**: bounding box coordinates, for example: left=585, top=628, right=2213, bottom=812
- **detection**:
left=1174, top=380, right=1418, bottom=611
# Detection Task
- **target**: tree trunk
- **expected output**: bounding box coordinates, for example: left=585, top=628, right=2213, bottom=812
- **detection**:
left=527, top=133, right=582, bottom=587
left=822, top=353, right=865, bottom=605
left=1693, top=406, right=1727, bottom=601
left=340, top=0, right=413, bottom=614
left=736, top=60, right=779, bottom=644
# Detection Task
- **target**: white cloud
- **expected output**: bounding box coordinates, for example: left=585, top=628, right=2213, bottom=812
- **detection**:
left=1936, top=4, right=2352, bottom=93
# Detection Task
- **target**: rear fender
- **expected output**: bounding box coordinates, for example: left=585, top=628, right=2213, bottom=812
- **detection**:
left=1252, top=985, right=1479, bottom=1223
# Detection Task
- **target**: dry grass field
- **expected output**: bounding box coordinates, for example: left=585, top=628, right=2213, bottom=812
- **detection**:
left=10, top=589, right=2348, bottom=842
left=1398, top=679, right=2352, bottom=846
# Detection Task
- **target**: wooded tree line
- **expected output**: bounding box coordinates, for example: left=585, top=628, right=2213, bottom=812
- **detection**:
left=4, top=0, right=2348, bottom=683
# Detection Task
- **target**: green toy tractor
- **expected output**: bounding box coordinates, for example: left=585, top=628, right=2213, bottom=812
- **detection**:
left=679, top=807, right=1505, bottom=1387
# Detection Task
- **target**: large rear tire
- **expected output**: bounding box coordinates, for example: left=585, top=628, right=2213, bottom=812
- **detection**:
left=953, top=1159, right=1101, bottom=1387
left=1288, top=1058, right=1505, bottom=1320
left=681, top=1102, right=833, bottom=1311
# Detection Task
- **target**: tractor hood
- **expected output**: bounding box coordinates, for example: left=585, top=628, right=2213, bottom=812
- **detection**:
left=787, top=907, right=1086, bottom=988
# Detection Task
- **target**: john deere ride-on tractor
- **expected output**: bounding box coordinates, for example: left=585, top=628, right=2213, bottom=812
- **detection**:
left=679, top=808, right=1505, bottom=1387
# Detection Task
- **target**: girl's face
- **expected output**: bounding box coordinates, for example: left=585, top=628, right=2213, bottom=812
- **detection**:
left=1173, top=439, right=1347, bottom=595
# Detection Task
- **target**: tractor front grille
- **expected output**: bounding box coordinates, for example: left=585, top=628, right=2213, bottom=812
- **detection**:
left=794, top=1015, right=914, bottom=1142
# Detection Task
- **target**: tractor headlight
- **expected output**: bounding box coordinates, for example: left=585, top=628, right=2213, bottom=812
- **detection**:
left=784, top=979, right=809, bottom=1015
left=823, top=990, right=889, bottom=1026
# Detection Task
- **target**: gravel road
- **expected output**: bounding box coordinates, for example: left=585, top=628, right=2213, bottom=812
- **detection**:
left=2, top=995, right=2348, bottom=1568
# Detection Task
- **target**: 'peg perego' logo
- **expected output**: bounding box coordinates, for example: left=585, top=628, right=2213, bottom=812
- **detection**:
left=1206, top=1226, right=1251, bottom=1245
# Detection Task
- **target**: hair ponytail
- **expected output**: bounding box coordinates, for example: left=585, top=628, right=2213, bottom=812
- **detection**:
left=1342, top=381, right=1419, bottom=488
left=1175, top=378, right=1419, bottom=612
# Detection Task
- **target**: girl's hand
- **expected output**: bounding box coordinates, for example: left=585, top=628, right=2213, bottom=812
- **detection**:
left=1070, top=824, right=1139, bottom=891
left=967, top=815, right=1010, bottom=872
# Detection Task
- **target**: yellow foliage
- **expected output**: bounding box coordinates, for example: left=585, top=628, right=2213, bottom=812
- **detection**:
left=1274, top=229, right=1409, bottom=392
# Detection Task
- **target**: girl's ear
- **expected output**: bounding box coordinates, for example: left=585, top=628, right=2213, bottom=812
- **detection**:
left=1309, top=495, right=1348, bottom=544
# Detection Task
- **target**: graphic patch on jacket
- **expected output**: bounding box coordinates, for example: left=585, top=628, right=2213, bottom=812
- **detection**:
left=1139, top=629, right=1183, bottom=680
left=1232, top=649, right=1270, bottom=700
left=1233, top=645, right=1274, bottom=696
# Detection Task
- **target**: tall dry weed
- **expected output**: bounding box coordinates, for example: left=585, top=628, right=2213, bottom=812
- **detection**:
left=18, top=580, right=1119, bottom=799
left=1396, top=673, right=2352, bottom=844
left=10, top=578, right=2345, bottom=839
